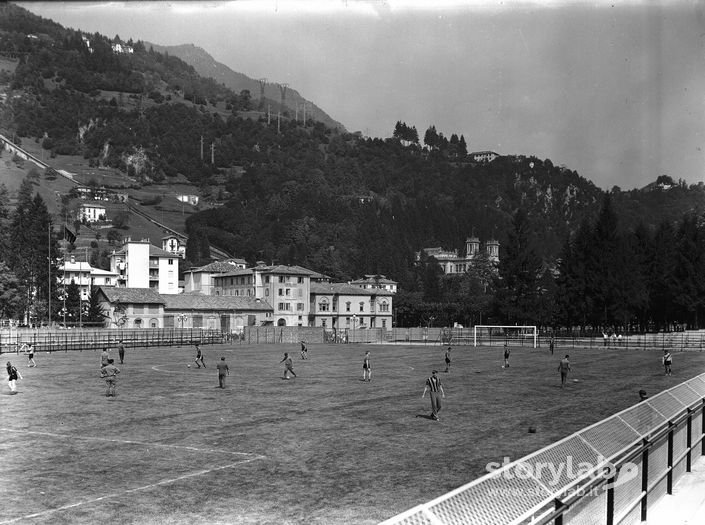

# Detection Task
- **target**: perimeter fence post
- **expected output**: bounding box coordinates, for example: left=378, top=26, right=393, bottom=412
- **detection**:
left=641, top=442, right=649, bottom=522
left=686, top=409, right=692, bottom=472
left=554, top=498, right=565, bottom=525
left=606, top=472, right=615, bottom=525
left=667, top=422, right=675, bottom=494
left=702, top=399, right=705, bottom=456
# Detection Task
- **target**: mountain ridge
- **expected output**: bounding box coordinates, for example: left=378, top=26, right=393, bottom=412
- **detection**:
left=145, top=42, right=346, bottom=132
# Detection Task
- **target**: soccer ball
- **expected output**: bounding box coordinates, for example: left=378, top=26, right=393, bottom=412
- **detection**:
left=187, top=364, right=191, bottom=368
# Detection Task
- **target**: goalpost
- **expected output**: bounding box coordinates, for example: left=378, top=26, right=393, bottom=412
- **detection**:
left=473, top=325, right=537, bottom=348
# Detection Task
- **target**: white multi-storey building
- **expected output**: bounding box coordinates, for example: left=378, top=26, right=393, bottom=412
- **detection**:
left=109, top=238, right=179, bottom=294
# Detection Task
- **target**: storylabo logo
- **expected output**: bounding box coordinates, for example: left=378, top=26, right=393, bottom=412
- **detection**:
left=486, top=455, right=639, bottom=491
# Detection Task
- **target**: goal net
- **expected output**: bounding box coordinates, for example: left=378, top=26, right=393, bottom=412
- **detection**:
left=473, top=325, right=537, bottom=348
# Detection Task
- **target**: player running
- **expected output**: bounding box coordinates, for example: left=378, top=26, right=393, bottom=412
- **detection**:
left=280, top=352, right=297, bottom=379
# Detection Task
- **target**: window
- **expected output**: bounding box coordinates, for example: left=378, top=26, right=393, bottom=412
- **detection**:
left=380, top=300, right=389, bottom=313
left=346, top=317, right=351, bottom=326
left=278, top=303, right=291, bottom=311
left=297, top=303, right=305, bottom=311
left=279, top=276, right=285, bottom=283
left=265, top=276, right=270, bottom=284
left=359, top=302, right=364, bottom=312
left=319, top=299, right=329, bottom=312
left=382, top=319, right=387, bottom=328
left=285, top=289, right=290, bottom=296
left=298, top=277, right=303, bottom=284
left=168, top=259, right=174, bottom=265
left=265, top=289, right=270, bottom=297
left=321, top=319, right=327, bottom=328
left=346, top=302, right=351, bottom=312
left=278, top=289, right=283, bottom=296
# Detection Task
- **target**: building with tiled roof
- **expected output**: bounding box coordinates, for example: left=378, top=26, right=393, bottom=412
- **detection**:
left=213, top=263, right=316, bottom=327
left=309, top=282, right=393, bottom=331
left=349, top=274, right=398, bottom=293
left=59, top=256, right=118, bottom=302
left=183, top=258, right=248, bottom=295
left=96, top=287, right=273, bottom=330
left=162, top=234, right=186, bottom=259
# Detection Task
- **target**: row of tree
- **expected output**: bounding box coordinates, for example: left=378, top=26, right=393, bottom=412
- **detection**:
left=0, top=178, right=105, bottom=325
left=395, top=196, right=705, bottom=332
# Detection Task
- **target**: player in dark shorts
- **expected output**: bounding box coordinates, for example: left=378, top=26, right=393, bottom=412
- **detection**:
left=362, top=351, right=371, bottom=381
left=27, top=344, right=36, bottom=367
left=662, top=350, right=672, bottom=376
left=503, top=344, right=511, bottom=368
left=558, top=355, right=571, bottom=388
left=444, top=347, right=452, bottom=373
left=300, top=341, right=308, bottom=360
left=194, top=344, right=206, bottom=368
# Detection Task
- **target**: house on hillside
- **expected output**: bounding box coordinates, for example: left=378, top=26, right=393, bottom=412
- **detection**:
left=78, top=203, right=106, bottom=223
left=417, top=236, right=500, bottom=274
left=470, top=151, right=500, bottom=163
left=162, top=234, right=186, bottom=259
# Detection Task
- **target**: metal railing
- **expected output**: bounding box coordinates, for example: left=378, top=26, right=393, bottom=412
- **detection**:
left=0, top=328, right=223, bottom=354
left=380, top=373, right=705, bottom=525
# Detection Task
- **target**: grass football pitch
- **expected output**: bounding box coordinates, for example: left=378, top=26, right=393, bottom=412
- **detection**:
left=2, top=342, right=705, bottom=524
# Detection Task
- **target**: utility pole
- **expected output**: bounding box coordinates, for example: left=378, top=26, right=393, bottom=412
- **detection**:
left=278, top=83, right=288, bottom=111
left=277, top=111, right=281, bottom=134
left=211, top=142, right=215, bottom=164
left=267, top=104, right=271, bottom=125
left=48, top=223, right=52, bottom=327
left=258, top=78, right=267, bottom=102
left=200, top=135, right=204, bottom=160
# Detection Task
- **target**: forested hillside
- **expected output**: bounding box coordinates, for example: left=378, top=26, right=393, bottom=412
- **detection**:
left=1, top=3, right=705, bottom=331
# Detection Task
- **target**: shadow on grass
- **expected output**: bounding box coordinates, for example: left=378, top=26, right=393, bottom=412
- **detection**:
left=415, top=414, right=436, bottom=420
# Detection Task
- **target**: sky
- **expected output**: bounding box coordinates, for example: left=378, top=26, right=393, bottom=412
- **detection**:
left=19, top=1, right=705, bottom=190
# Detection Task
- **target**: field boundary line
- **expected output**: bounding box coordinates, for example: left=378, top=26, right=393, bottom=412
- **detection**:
left=1, top=427, right=265, bottom=458
left=0, top=456, right=263, bottom=524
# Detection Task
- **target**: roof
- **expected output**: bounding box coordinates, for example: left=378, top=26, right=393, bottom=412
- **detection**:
left=149, top=245, right=176, bottom=258
left=61, top=261, right=93, bottom=272
left=216, top=264, right=316, bottom=279
left=97, top=287, right=164, bottom=304
left=90, top=268, right=118, bottom=277
left=161, top=294, right=273, bottom=312
left=310, top=282, right=394, bottom=297
left=349, top=275, right=398, bottom=285
left=188, top=259, right=247, bottom=274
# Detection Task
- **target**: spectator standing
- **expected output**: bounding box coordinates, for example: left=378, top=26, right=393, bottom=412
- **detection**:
left=216, top=357, right=230, bottom=388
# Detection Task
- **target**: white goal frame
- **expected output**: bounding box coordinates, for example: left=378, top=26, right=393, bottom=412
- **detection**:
left=473, top=325, right=537, bottom=348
